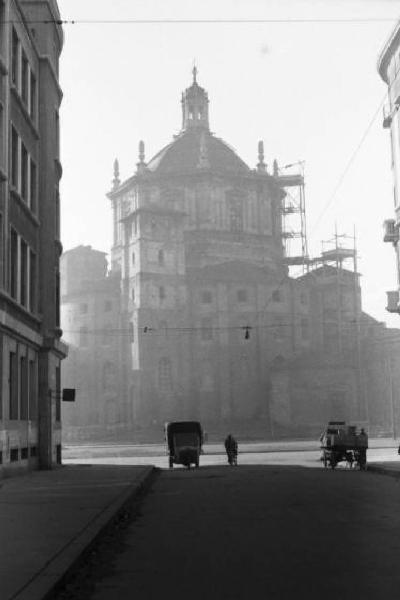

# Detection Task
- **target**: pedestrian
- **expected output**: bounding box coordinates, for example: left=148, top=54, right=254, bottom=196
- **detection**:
left=224, top=433, right=238, bottom=465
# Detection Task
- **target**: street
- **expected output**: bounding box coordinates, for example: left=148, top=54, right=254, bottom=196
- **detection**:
left=53, top=441, right=400, bottom=599
left=62, top=439, right=399, bottom=469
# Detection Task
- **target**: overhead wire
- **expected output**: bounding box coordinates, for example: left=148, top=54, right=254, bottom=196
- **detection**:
left=1, top=17, right=398, bottom=26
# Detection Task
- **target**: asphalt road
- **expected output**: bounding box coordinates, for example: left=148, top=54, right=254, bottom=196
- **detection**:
left=56, top=443, right=400, bottom=600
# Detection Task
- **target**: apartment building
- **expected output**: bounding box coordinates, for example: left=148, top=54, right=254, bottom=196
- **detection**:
left=378, top=20, right=400, bottom=314
left=0, top=0, right=67, bottom=476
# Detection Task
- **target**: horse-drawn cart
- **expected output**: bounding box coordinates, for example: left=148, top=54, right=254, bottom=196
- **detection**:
left=320, top=421, right=368, bottom=470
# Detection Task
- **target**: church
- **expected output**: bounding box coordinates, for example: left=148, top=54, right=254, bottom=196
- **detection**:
left=61, top=70, right=400, bottom=441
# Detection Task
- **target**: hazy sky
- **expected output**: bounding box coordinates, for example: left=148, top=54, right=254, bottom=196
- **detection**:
left=58, top=0, right=400, bottom=326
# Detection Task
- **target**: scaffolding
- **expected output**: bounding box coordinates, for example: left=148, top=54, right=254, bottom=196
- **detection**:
left=274, top=160, right=309, bottom=273
left=306, top=228, right=367, bottom=422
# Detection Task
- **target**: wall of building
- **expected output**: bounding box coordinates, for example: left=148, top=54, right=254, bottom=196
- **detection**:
left=0, top=0, right=66, bottom=477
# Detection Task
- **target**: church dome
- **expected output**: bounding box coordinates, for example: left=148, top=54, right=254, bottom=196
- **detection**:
left=146, top=68, right=250, bottom=176
left=146, top=129, right=250, bottom=175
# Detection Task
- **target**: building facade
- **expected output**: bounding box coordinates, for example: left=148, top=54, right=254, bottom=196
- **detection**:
left=61, top=72, right=399, bottom=441
left=378, top=20, right=400, bottom=314
left=0, top=0, right=67, bottom=476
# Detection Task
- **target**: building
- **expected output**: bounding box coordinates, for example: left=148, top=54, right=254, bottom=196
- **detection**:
left=0, top=0, right=67, bottom=476
left=378, top=20, right=400, bottom=314
left=61, top=70, right=400, bottom=441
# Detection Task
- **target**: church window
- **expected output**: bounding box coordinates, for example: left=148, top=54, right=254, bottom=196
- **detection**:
left=226, top=191, right=243, bottom=232
left=129, top=322, right=134, bottom=343
left=189, top=106, right=194, bottom=120
left=159, top=286, right=166, bottom=301
left=201, top=290, right=212, bottom=304
left=158, top=249, right=165, bottom=265
left=158, top=357, right=172, bottom=390
left=132, top=288, right=135, bottom=302
left=237, top=289, right=248, bottom=303
left=132, top=251, right=135, bottom=265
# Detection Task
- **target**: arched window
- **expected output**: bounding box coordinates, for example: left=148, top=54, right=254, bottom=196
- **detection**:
left=132, top=251, right=135, bottom=265
left=158, top=249, right=165, bottom=265
left=159, top=286, right=166, bottom=301
left=132, top=287, right=135, bottom=302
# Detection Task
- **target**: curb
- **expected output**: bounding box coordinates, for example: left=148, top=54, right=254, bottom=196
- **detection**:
left=367, top=465, right=400, bottom=479
left=10, top=466, right=156, bottom=600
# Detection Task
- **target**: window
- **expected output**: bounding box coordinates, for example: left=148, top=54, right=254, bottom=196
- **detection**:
left=55, top=365, right=61, bottom=422
left=21, top=144, right=28, bottom=202
left=79, top=326, right=88, bottom=347
left=131, top=287, right=135, bottom=302
left=20, top=356, right=28, bottom=420
left=227, top=191, right=243, bottom=233
left=20, top=239, right=27, bottom=307
left=30, top=159, right=37, bottom=212
left=158, top=249, right=165, bottom=265
left=129, top=322, right=134, bottom=343
left=55, top=271, right=60, bottom=327
left=104, top=300, right=112, bottom=312
left=29, top=251, right=36, bottom=312
left=55, top=190, right=60, bottom=239
left=201, top=290, right=212, bottom=304
left=201, top=318, right=213, bottom=341
left=301, top=318, right=310, bottom=341
left=30, top=72, right=37, bottom=120
left=237, top=289, right=248, bottom=303
left=159, top=286, right=166, bottom=301
left=21, top=51, right=28, bottom=105
left=55, top=111, right=60, bottom=159
left=102, top=324, right=111, bottom=345
left=10, top=228, right=18, bottom=300
left=9, top=351, right=18, bottom=420
left=11, top=126, right=18, bottom=188
left=272, top=289, right=283, bottom=302
left=132, top=251, right=135, bottom=265
left=11, top=29, right=19, bottom=86
left=80, top=303, right=88, bottom=314
left=0, top=213, right=4, bottom=290
left=29, top=359, right=37, bottom=420
left=158, top=357, right=172, bottom=390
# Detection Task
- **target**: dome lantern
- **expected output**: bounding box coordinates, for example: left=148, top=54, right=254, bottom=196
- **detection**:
left=181, top=66, right=210, bottom=132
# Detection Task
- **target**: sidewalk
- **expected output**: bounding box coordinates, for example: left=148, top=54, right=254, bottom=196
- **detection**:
left=0, top=464, right=155, bottom=600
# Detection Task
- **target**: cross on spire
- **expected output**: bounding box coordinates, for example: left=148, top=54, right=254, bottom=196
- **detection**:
left=192, top=63, right=198, bottom=83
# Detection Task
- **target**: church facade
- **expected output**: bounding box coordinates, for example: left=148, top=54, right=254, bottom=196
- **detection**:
left=61, top=71, right=400, bottom=441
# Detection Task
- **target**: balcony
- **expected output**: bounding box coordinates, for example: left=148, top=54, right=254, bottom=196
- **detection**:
left=386, top=290, right=400, bottom=314
left=383, top=219, right=399, bottom=243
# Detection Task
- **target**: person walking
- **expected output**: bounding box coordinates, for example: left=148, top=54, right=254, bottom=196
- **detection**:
left=224, top=433, right=238, bottom=465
